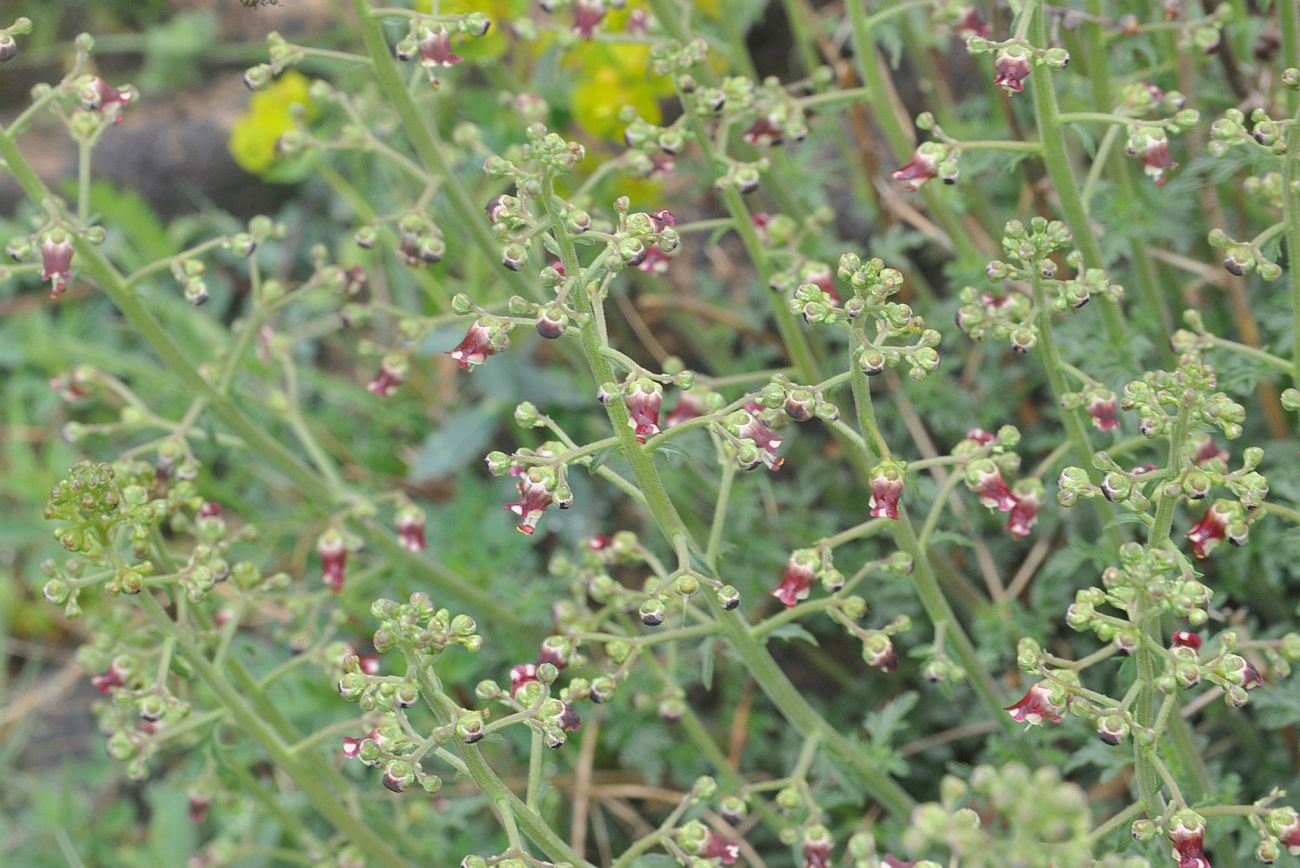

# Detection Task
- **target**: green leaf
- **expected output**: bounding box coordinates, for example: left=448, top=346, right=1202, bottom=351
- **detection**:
left=767, top=623, right=820, bottom=646
left=699, top=636, right=715, bottom=690
left=408, top=402, right=502, bottom=480
left=863, top=691, right=918, bottom=747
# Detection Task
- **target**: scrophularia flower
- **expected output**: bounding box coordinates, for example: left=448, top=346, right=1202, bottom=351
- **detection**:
left=868, top=459, right=906, bottom=520
left=367, top=356, right=407, bottom=397
left=993, top=47, right=1032, bottom=94
left=447, top=318, right=507, bottom=370
left=772, top=550, right=817, bottom=608
left=965, top=459, right=1018, bottom=512
left=41, top=236, right=75, bottom=298
left=317, top=530, right=347, bottom=592
left=505, top=468, right=561, bottom=535
left=625, top=379, right=663, bottom=443
left=1004, top=682, right=1066, bottom=726
left=1086, top=389, right=1120, bottom=431
left=395, top=506, right=427, bottom=553
left=1006, top=479, right=1044, bottom=540
left=1167, top=810, right=1210, bottom=868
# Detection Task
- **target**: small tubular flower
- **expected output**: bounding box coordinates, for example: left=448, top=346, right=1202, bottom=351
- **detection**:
left=1004, top=682, right=1066, bottom=726
left=965, top=459, right=1018, bottom=512
left=868, top=459, right=906, bottom=520
left=505, top=467, right=562, bottom=535
left=40, top=236, right=74, bottom=298
left=772, top=549, right=817, bottom=608
left=446, top=318, right=507, bottom=370
left=624, top=378, right=663, bottom=443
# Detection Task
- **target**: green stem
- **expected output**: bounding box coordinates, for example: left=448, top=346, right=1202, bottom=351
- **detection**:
left=137, top=593, right=410, bottom=868
left=406, top=654, right=591, bottom=866
left=1284, top=102, right=1300, bottom=385
left=1028, top=1, right=1127, bottom=345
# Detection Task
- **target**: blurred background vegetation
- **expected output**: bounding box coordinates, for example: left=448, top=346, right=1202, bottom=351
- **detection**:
left=3, top=1, right=1300, bottom=866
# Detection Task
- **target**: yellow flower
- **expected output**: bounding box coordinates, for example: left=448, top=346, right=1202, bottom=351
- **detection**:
left=570, top=62, right=664, bottom=141
left=229, top=70, right=319, bottom=176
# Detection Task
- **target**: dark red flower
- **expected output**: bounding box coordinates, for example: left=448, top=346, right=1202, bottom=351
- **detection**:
left=966, top=428, right=994, bottom=445
left=1194, top=436, right=1228, bottom=466
left=993, top=49, right=1032, bottom=93
left=417, top=28, right=462, bottom=67
left=505, top=470, right=557, bottom=535
left=625, top=380, right=663, bottom=443
left=92, top=662, right=127, bottom=694
left=342, top=735, right=365, bottom=759
left=1186, top=503, right=1229, bottom=559
left=1168, top=811, right=1209, bottom=868
left=868, top=460, right=905, bottom=520
left=396, top=507, right=427, bottom=553
left=187, top=793, right=211, bottom=823
left=572, top=0, right=606, bottom=38
left=446, top=320, right=504, bottom=370
left=1004, top=682, right=1065, bottom=725
left=743, top=114, right=783, bottom=147
left=40, top=237, right=74, bottom=298
left=317, top=532, right=347, bottom=592
left=703, top=833, right=739, bottom=865
left=1086, top=391, right=1120, bottom=430
left=968, top=462, right=1017, bottom=512
left=367, top=357, right=406, bottom=397
left=1172, top=630, right=1202, bottom=650
left=734, top=407, right=784, bottom=471
left=666, top=392, right=706, bottom=428
left=954, top=6, right=991, bottom=38
left=772, top=552, right=816, bottom=608
left=1006, top=489, right=1042, bottom=540
left=82, top=77, right=136, bottom=122
left=510, top=663, right=539, bottom=696
left=891, top=147, right=939, bottom=192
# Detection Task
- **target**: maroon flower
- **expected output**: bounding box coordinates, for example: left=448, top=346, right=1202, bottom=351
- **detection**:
left=342, top=735, right=366, bottom=759
left=772, top=551, right=816, bottom=608
left=1168, top=811, right=1209, bottom=868
left=891, top=146, right=939, bottom=192
left=743, top=114, right=783, bottom=147
left=187, top=792, right=211, bottom=823
left=553, top=702, right=582, bottom=732
left=1086, top=391, right=1120, bottom=431
left=967, top=461, right=1017, bottom=512
left=395, top=507, right=427, bottom=553
left=92, top=661, right=127, bottom=694
left=1186, top=502, right=1230, bottom=559
left=317, top=531, right=347, bottom=592
left=1129, top=130, right=1177, bottom=186
left=572, top=0, right=607, bottom=38
left=802, top=826, right=833, bottom=868
left=510, top=663, right=539, bottom=696
left=198, top=501, right=223, bottom=519
left=50, top=369, right=90, bottom=402
left=446, top=319, right=505, bottom=370
left=40, top=237, right=74, bottom=298
left=588, top=533, right=614, bottom=551
left=505, top=469, right=558, bottom=535
left=82, top=77, right=136, bottom=121
left=357, top=654, right=381, bottom=675
left=868, top=460, right=905, bottom=520
left=1226, top=655, right=1264, bottom=689
left=1006, top=489, right=1042, bottom=540
left=1172, top=630, right=1202, bottom=650
left=666, top=391, right=706, bottom=428
left=638, top=244, right=672, bottom=274
left=966, top=428, right=995, bottom=445
left=1004, top=682, right=1065, bottom=725
left=416, top=28, right=462, bottom=68
left=751, top=212, right=772, bottom=243
left=734, top=407, right=784, bottom=471
left=367, top=357, right=406, bottom=397
left=1275, top=810, right=1300, bottom=854
left=625, top=380, right=663, bottom=443
left=703, top=833, right=739, bottom=865
left=803, top=264, right=841, bottom=305
left=993, top=49, right=1032, bottom=94
left=1193, top=436, right=1228, bottom=466
left=953, top=6, right=991, bottom=38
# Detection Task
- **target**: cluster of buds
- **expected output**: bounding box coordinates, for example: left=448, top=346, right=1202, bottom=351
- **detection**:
left=368, top=592, right=483, bottom=657
left=171, top=258, right=210, bottom=306
left=965, top=39, right=1069, bottom=95
left=622, top=113, right=687, bottom=179
left=612, top=203, right=680, bottom=273
left=391, top=214, right=445, bottom=267
left=952, top=427, right=1040, bottom=539
left=1206, top=227, right=1284, bottom=280
left=757, top=375, right=841, bottom=425
left=895, top=764, right=1098, bottom=864
left=736, top=76, right=811, bottom=148
left=791, top=253, right=941, bottom=382
left=962, top=219, right=1123, bottom=351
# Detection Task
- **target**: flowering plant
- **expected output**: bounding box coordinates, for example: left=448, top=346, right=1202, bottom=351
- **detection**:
left=6, top=1, right=1300, bottom=866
